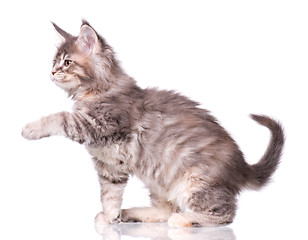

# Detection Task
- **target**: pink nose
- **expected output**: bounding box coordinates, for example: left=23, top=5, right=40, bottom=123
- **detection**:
left=52, top=72, right=56, bottom=75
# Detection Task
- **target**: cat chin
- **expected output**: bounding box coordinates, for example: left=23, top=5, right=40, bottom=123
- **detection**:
left=51, top=78, right=66, bottom=89
left=51, top=74, right=63, bottom=83
left=51, top=76, right=80, bottom=91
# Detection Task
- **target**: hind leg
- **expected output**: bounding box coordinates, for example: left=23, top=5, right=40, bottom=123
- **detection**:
left=122, top=206, right=173, bottom=222
left=122, top=193, right=175, bottom=223
left=168, top=186, right=236, bottom=227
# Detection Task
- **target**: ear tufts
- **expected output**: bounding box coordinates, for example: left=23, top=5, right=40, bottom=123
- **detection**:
left=51, top=22, right=72, bottom=41
left=81, top=19, right=91, bottom=27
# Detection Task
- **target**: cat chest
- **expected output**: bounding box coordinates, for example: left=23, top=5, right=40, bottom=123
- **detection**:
left=86, top=144, right=130, bottom=169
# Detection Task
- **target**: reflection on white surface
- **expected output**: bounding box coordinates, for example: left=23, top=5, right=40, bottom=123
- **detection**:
left=96, top=222, right=235, bottom=240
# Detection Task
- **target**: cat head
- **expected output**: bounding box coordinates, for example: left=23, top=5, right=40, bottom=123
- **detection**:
left=51, top=20, right=117, bottom=98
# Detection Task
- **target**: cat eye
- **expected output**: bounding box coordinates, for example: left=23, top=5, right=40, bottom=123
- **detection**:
left=64, top=60, right=72, bottom=67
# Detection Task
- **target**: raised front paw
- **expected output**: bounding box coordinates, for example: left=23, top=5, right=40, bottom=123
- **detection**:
left=22, top=120, right=49, bottom=140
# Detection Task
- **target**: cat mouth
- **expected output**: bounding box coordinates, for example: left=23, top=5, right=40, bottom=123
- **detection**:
left=53, top=73, right=65, bottom=79
left=51, top=73, right=67, bottom=82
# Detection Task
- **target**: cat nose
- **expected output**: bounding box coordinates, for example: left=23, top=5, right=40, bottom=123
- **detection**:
left=52, top=71, right=56, bottom=75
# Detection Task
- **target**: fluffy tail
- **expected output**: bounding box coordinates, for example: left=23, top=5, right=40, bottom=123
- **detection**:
left=247, top=114, right=285, bottom=188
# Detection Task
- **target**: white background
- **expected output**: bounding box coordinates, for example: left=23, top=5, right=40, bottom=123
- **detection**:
left=1, top=0, right=307, bottom=239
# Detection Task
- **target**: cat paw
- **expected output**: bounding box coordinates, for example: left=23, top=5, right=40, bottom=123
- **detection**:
left=168, top=213, right=193, bottom=228
left=95, top=211, right=120, bottom=225
left=22, top=121, right=48, bottom=140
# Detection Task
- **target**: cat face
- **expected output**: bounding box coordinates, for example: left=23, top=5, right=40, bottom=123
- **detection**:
left=51, top=49, right=82, bottom=91
left=51, top=22, right=108, bottom=95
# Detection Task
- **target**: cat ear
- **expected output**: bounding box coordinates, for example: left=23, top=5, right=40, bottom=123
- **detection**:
left=76, top=24, right=99, bottom=55
left=51, top=22, right=72, bottom=41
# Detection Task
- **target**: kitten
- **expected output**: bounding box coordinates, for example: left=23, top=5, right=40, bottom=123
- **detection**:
left=22, top=21, right=284, bottom=228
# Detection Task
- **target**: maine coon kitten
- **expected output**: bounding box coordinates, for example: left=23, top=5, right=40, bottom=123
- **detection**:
left=22, top=21, right=284, bottom=228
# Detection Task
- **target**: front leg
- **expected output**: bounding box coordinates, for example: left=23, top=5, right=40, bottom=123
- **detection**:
left=22, top=112, right=88, bottom=143
left=95, top=175, right=127, bottom=228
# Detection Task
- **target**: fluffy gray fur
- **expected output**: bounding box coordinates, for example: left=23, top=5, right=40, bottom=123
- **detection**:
left=22, top=21, right=284, bottom=228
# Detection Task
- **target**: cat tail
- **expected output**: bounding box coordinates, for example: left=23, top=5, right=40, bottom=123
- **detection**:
left=247, top=114, right=285, bottom=189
